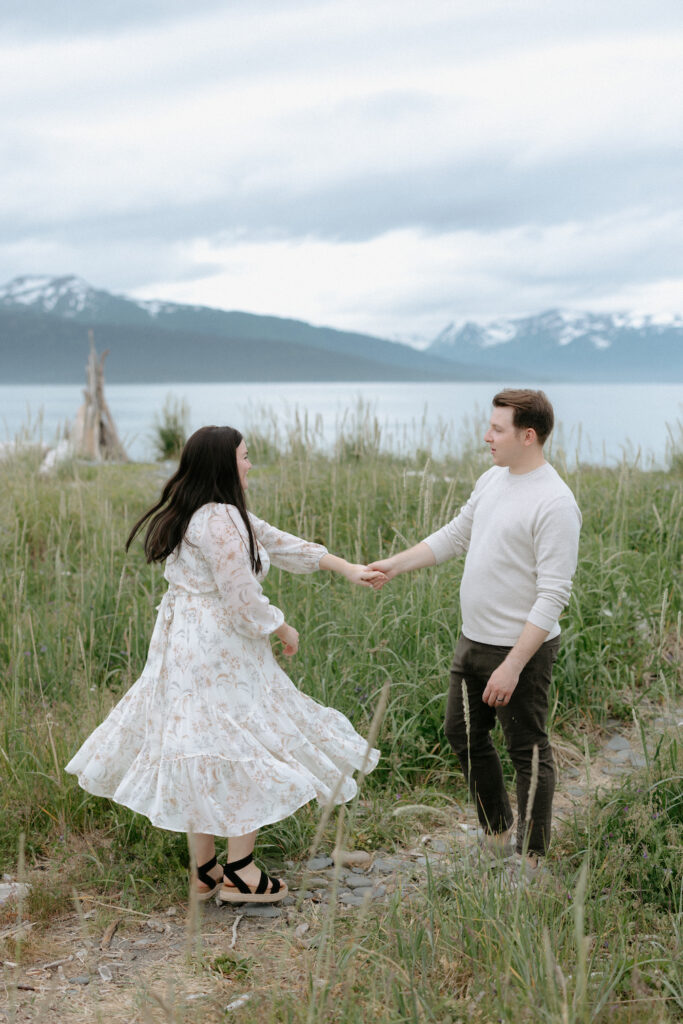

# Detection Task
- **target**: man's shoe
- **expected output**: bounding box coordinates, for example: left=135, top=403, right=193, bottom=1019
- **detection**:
left=479, top=827, right=515, bottom=859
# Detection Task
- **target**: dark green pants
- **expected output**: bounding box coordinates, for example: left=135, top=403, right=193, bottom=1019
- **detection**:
left=444, top=633, right=560, bottom=856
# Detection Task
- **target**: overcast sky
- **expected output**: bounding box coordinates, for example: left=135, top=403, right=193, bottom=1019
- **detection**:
left=2, top=0, right=683, bottom=339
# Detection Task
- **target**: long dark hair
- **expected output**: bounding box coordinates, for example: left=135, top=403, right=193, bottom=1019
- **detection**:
left=126, top=425, right=262, bottom=572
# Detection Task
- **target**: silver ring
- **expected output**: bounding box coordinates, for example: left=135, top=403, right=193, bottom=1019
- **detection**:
left=495, top=697, right=504, bottom=702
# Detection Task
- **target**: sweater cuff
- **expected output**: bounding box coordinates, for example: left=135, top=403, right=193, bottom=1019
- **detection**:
left=422, top=532, right=453, bottom=565
left=527, top=604, right=559, bottom=633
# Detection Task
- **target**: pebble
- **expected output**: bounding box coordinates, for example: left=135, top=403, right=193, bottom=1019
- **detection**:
left=344, top=875, right=375, bottom=889
left=566, top=786, right=587, bottom=797
left=0, top=882, right=31, bottom=906
left=606, top=735, right=631, bottom=752
left=372, top=857, right=404, bottom=874
left=240, top=905, right=282, bottom=919
left=609, top=749, right=633, bottom=763
left=68, top=975, right=90, bottom=985
left=307, top=857, right=334, bottom=871
left=339, top=893, right=368, bottom=907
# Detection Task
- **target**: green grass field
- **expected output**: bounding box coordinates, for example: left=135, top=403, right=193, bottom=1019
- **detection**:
left=1, top=414, right=681, bottom=1022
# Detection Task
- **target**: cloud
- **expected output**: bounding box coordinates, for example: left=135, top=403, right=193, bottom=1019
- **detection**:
left=127, top=208, right=683, bottom=338
left=1, top=0, right=682, bottom=332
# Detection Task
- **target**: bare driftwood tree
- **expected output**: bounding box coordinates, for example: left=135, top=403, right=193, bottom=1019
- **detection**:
left=70, top=330, right=128, bottom=461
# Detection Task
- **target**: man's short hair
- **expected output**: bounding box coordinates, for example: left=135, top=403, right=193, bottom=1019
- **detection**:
left=492, top=389, right=554, bottom=445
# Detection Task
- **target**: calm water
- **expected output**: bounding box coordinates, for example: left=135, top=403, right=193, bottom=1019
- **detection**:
left=1, top=381, right=681, bottom=466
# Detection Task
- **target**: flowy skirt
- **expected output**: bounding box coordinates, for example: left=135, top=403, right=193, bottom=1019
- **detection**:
left=65, top=588, right=380, bottom=835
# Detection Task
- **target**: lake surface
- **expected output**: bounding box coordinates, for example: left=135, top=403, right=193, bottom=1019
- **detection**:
left=1, top=381, right=681, bottom=467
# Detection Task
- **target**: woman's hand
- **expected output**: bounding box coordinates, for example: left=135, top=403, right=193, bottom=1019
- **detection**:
left=365, top=557, right=397, bottom=588
left=346, top=563, right=387, bottom=589
left=274, top=622, right=299, bottom=657
left=318, top=553, right=386, bottom=589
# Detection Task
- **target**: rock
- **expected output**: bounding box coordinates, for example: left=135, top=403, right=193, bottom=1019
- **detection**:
left=339, top=893, right=368, bottom=907
left=603, top=762, right=628, bottom=776
left=609, top=749, right=633, bottom=763
left=426, top=840, right=449, bottom=854
left=98, top=965, right=113, bottom=982
left=333, top=849, right=372, bottom=868
left=68, top=975, right=90, bottom=985
left=344, top=875, right=374, bottom=889
left=372, top=885, right=387, bottom=899
left=372, top=857, right=404, bottom=875
left=241, top=905, right=282, bottom=918
left=605, top=735, right=631, bottom=752
left=0, top=882, right=31, bottom=906
left=307, top=857, right=334, bottom=871
left=302, top=876, right=332, bottom=887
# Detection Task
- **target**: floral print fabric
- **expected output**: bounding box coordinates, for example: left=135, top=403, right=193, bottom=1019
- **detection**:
left=65, top=503, right=380, bottom=835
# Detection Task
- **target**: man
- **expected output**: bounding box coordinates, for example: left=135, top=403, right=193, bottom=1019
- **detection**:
left=369, top=389, right=581, bottom=867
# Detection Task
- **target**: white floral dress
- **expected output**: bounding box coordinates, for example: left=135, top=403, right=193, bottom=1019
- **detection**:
left=65, top=503, right=379, bottom=835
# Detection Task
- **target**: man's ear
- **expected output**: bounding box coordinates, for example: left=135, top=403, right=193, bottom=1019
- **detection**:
left=523, top=428, right=538, bottom=447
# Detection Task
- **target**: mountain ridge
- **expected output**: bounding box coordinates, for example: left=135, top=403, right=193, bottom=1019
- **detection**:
left=428, top=307, right=683, bottom=381
left=0, top=275, right=496, bottom=384
left=1, top=275, right=681, bottom=382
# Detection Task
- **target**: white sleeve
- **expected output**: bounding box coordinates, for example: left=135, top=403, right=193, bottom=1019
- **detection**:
left=250, top=514, right=328, bottom=574
left=201, top=506, right=284, bottom=639
left=527, top=497, right=582, bottom=631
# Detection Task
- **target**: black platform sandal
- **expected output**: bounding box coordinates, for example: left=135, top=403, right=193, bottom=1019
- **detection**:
left=195, top=855, right=223, bottom=902
left=217, top=852, right=288, bottom=904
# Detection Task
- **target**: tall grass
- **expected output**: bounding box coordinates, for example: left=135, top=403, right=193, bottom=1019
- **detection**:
left=0, top=408, right=681, bottom=1021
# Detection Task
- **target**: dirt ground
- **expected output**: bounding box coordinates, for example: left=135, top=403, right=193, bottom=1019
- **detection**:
left=1, top=702, right=679, bottom=1024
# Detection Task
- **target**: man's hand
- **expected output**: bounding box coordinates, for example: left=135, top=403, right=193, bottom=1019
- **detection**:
left=365, top=558, right=397, bottom=588
left=368, top=542, right=436, bottom=589
left=482, top=660, right=520, bottom=707
left=345, top=563, right=388, bottom=589
left=274, top=622, right=299, bottom=657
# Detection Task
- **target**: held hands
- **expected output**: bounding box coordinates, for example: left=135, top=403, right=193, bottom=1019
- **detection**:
left=345, top=563, right=387, bottom=589
left=365, top=558, right=397, bottom=589
left=318, top=553, right=386, bottom=589
left=274, top=621, right=299, bottom=658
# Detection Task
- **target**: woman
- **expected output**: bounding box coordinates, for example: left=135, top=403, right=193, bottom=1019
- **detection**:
left=66, top=426, right=382, bottom=904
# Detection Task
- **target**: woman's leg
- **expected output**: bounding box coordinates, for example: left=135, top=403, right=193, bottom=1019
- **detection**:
left=191, top=832, right=224, bottom=893
left=226, top=830, right=281, bottom=892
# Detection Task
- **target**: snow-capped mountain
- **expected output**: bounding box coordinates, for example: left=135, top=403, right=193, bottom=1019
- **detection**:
left=1, top=276, right=680, bottom=381
left=0, top=274, right=489, bottom=384
left=0, top=274, right=195, bottom=326
left=429, top=308, right=683, bottom=380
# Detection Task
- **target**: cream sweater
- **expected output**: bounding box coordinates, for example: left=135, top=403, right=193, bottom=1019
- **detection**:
left=423, top=463, right=581, bottom=646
